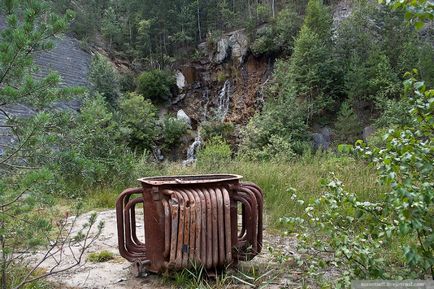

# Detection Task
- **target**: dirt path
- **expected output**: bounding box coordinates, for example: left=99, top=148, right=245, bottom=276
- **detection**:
left=30, top=210, right=298, bottom=289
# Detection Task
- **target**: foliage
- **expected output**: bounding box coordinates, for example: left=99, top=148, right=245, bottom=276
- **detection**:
left=197, top=136, right=232, bottom=166
left=136, top=69, right=175, bottom=102
left=0, top=2, right=103, bottom=288
left=282, top=74, right=434, bottom=286
left=239, top=97, right=308, bottom=158
left=375, top=97, right=412, bottom=127
left=240, top=134, right=295, bottom=162
left=251, top=5, right=302, bottom=55
left=379, top=0, right=434, bottom=29
left=88, top=54, right=120, bottom=107
left=345, top=51, right=400, bottom=103
left=334, top=101, right=362, bottom=144
left=118, top=92, right=158, bottom=151
left=101, top=6, right=122, bottom=47
left=87, top=250, right=114, bottom=263
left=303, top=0, right=333, bottom=41
left=200, top=121, right=235, bottom=141
left=287, top=0, right=342, bottom=120
left=51, top=95, right=135, bottom=193
left=161, top=117, right=188, bottom=151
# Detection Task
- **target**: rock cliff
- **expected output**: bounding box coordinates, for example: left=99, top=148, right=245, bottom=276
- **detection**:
left=173, top=29, right=273, bottom=127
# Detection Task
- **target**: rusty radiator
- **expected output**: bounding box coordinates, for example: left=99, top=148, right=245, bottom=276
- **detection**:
left=116, top=174, right=263, bottom=274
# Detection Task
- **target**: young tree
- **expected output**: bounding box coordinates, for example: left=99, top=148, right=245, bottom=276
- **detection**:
left=88, top=54, right=121, bottom=107
left=286, top=0, right=341, bottom=121
left=0, top=1, right=101, bottom=288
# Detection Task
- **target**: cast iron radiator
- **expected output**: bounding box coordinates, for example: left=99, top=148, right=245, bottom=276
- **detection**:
left=116, top=174, right=263, bottom=274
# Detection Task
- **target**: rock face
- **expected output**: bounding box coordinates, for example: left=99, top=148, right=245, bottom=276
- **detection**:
left=228, top=30, right=249, bottom=64
left=172, top=29, right=272, bottom=126
left=33, top=36, right=91, bottom=88
left=0, top=16, right=92, bottom=153
left=362, top=125, right=375, bottom=142
left=176, top=71, right=186, bottom=90
left=214, top=38, right=230, bottom=63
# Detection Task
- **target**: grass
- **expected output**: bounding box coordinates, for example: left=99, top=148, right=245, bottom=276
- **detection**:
left=161, top=262, right=281, bottom=288
left=164, top=153, right=386, bottom=229
left=2, top=266, right=53, bottom=289
left=74, top=153, right=386, bottom=231
left=87, top=250, right=115, bottom=263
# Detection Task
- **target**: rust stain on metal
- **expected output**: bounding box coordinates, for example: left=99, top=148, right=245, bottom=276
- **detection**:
left=116, top=174, right=263, bottom=274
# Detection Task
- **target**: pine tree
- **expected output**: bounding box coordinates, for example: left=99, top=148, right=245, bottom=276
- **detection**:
left=287, top=0, right=341, bottom=121
left=0, top=2, right=101, bottom=288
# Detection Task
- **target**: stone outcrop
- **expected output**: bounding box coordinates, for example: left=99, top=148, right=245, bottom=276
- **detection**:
left=0, top=15, right=92, bottom=153
left=33, top=36, right=91, bottom=88
left=172, top=29, right=273, bottom=127
left=228, top=30, right=249, bottom=64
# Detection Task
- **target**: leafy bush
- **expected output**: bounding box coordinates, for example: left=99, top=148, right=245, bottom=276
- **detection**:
left=161, top=117, right=188, bottom=150
left=52, top=95, right=135, bottom=193
left=239, top=134, right=295, bottom=162
left=239, top=96, right=309, bottom=158
left=375, top=97, right=412, bottom=128
left=89, top=54, right=120, bottom=107
left=201, top=121, right=235, bottom=141
left=118, top=92, right=158, bottom=152
left=282, top=74, right=434, bottom=285
left=345, top=51, right=400, bottom=103
left=251, top=6, right=302, bottom=55
left=136, top=69, right=175, bottom=102
left=197, top=136, right=232, bottom=166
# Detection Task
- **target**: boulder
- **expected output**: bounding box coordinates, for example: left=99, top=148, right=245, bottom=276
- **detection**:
left=177, top=109, right=192, bottom=128
left=214, top=38, right=229, bottom=64
left=362, top=126, right=375, bottom=142
left=228, top=30, right=249, bottom=63
left=312, top=133, right=325, bottom=151
left=312, top=128, right=332, bottom=151
left=320, top=127, right=332, bottom=145
left=176, top=71, right=186, bottom=90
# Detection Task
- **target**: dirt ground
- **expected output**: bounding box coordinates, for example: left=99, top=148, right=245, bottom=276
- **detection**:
left=29, top=210, right=300, bottom=289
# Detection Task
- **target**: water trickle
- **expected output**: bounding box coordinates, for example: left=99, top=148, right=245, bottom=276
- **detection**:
left=216, top=80, right=232, bottom=121
left=202, top=88, right=210, bottom=120
left=182, top=135, right=202, bottom=166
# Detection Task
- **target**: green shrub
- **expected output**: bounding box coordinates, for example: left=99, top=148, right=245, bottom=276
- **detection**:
left=375, top=97, right=412, bottom=127
left=239, top=134, right=295, bottom=162
left=136, top=69, right=175, bottom=102
left=89, top=54, right=120, bottom=107
left=335, top=101, right=362, bottom=144
left=282, top=74, right=434, bottom=286
left=239, top=97, right=308, bottom=157
left=87, top=251, right=114, bottom=263
left=51, top=95, right=135, bottom=193
left=161, top=117, right=188, bottom=150
left=118, top=92, right=159, bottom=152
left=197, top=136, right=232, bottom=167
left=251, top=6, right=302, bottom=55
left=201, top=121, right=235, bottom=141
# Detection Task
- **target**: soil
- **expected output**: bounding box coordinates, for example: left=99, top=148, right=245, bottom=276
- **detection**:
left=29, top=210, right=300, bottom=289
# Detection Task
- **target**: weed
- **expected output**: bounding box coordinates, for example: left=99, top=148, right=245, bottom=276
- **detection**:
left=87, top=251, right=114, bottom=263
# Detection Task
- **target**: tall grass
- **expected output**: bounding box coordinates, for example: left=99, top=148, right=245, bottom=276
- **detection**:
left=164, top=153, right=386, bottom=229
left=76, top=153, right=386, bottom=230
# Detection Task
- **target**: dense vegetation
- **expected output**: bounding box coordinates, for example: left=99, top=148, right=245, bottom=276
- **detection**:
left=0, top=0, right=433, bottom=288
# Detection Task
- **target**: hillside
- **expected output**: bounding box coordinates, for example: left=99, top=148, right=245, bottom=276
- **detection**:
left=1, top=1, right=433, bottom=288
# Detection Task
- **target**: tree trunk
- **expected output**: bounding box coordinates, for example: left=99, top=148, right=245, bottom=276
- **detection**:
left=197, top=0, right=202, bottom=41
